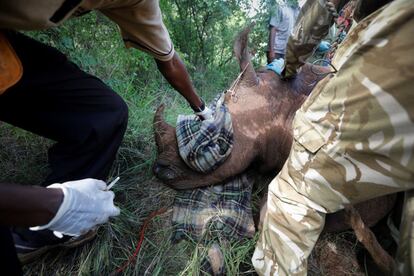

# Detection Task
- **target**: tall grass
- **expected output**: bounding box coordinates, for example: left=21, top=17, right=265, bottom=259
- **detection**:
left=0, top=12, right=259, bottom=275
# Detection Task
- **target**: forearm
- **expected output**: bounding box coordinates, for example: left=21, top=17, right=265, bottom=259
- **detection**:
left=284, top=0, right=348, bottom=78
left=267, top=27, right=277, bottom=63
left=155, top=52, right=202, bottom=109
left=0, top=184, right=63, bottom=227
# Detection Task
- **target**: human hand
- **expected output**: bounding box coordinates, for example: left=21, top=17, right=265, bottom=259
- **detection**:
left=338, top=31, right=347, bottom=42
left=30, top=178, right=120, bottom=236
left=317, top=40, right=331, bottom=53
left=266, top=58, right=285, bottom=76
left=191, top=99, right=214, bottom=121
left=195, top=106, right=214, bottom=121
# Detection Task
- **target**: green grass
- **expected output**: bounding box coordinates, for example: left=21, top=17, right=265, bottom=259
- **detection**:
left=0, top=126, right=260, bottom=275
left=0, top=11, right=373, bottom=275
left=0, top=13, right=260, bottom=275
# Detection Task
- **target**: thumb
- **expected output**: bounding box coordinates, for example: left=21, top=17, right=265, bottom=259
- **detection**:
left=109, top=206, right=121, bottom=217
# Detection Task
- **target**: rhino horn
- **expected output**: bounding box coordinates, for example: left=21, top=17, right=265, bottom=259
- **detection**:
left=233, top=23, right=258, bottom=87
left=153, top=104, right=174, bottom=150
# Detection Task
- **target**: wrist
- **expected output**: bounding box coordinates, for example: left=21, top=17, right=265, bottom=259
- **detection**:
left=190, top=99, right=205, bottom=112
left=30, top=185, right=66, bottom=230
left=46, top=187, right=64, bottom=222
left=0, top=184, right=64, bottom=227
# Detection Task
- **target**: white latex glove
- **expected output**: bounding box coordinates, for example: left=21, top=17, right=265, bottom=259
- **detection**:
left=195, top=106, right=214, bottom=121
left=30, top=178, right=120, bottom=236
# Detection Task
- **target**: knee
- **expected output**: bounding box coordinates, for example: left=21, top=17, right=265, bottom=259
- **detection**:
left=117, top=97, right=129, bottom=128
left=109, top=93, right=129, bottom=129
left=91, top=92, right=128, bottom=145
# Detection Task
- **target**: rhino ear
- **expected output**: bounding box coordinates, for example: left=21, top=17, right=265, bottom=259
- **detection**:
left=233, top=23, right=258, bottom=87
left=153, top=104, right=175, bottom=150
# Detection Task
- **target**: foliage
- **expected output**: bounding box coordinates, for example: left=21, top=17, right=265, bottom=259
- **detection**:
left=161, top=0, right=246, bottom=68
left=160, top=0, right=273, bottom=76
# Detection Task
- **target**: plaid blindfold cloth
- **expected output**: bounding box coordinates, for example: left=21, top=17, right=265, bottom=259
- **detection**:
left=176, top=93, right=234, bottom=173
left=171, top=173, right=256, bottom=243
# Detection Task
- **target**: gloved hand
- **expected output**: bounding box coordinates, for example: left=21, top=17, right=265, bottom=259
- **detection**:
left=266, top=58, right=285, bottom=76
left=30, top=178, right=120, bottom=236
left=191, top=99, right=214, bottom=121
left=338, top=31, right=347, bottom=42
left=317, top=40, right=331, bottom=53
left=195, top=106, right=214, bottom=121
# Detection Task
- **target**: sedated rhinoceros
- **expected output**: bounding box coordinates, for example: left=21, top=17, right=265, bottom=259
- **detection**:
left=152, top=26, right=396, bottom=234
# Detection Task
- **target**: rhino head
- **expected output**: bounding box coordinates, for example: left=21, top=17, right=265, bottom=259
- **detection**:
left=153, top=26, right=329, bottom=190
left=153, top=25, right=398, bottom=243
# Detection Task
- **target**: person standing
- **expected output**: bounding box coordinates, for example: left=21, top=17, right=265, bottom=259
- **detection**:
left=267, top=0, right=300, bottom=63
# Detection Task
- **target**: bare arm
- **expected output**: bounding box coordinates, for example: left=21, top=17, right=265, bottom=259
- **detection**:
left=155, top=52, right=203, bottom=110
left=0, top=184, right=63, bottom=227
left=267, top=26, right=277, bottom=64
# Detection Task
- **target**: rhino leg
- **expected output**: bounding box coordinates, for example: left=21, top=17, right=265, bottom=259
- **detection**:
left=345, top=205, right=395, bottom=275
left=324, top=194, right=396, bottom=232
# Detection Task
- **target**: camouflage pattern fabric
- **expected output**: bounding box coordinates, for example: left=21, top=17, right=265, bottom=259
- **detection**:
left=171, top=173, right=255, bottom=243
left=176, top=93, right=234, bottom=173
left=283, top=0, right=334, bottom=78
left=254, top=0, right=414, bottom=275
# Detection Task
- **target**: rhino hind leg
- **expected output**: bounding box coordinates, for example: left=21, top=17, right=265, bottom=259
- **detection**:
left=344, top=205, right=395, bottom=275
left=324, top=194, right=396, bottom=233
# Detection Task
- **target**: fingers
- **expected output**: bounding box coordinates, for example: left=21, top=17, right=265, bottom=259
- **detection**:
left=93, top=179, right=108, bottom=190
left=195, top=106, right=214, bottom=121
left=61, top=178, right=107, bottom=191
left=102, top=190, right=120, bottom=217
left=107, top=193, right=120, bottom=217
left=110, top=206, right=121, bottom=217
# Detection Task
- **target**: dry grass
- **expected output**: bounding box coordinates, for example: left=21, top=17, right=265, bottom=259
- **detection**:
left=1, top=124, right=376, bottom=275
left=309, top=232, right=364, bottom=276
left=0, top=122, right=260, bottom=275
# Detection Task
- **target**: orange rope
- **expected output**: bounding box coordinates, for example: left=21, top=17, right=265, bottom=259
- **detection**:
left=113, top=207, right=168, bottom=275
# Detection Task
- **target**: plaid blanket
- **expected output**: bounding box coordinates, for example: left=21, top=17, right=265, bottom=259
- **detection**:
left=176, top=93, right=233, bottom=173
left=171, top=173, right=256, bottom=243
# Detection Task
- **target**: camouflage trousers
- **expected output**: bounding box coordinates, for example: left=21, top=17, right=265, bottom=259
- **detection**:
left=253, top=0, right=414, bottom=275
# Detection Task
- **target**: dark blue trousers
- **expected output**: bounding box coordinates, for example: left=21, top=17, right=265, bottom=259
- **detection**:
left=0, top=31, right=128, bottom=273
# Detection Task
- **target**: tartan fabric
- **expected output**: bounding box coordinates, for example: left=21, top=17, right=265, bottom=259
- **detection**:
left=176, top=93, right=234, bottom=173
left=171, top=173, right=256, bottom=243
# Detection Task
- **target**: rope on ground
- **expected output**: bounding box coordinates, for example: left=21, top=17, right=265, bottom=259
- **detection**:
left=111, top=207, right=168, bottom=275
